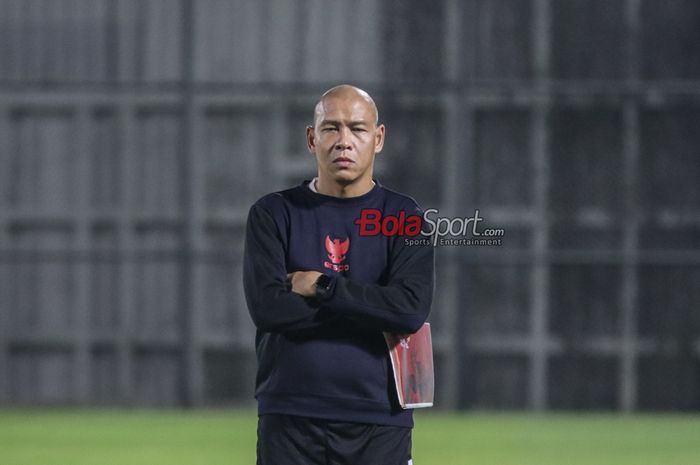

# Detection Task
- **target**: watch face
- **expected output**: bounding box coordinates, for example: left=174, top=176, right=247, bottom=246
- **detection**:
left=316, top=274, right=331, bottom=291
left=315, top=274, right=333, bottom=298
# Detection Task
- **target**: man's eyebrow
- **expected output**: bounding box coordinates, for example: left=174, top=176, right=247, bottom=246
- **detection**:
left=319, top=120, right=341, bottom=126
left=319, top=119, right=369, bottom=126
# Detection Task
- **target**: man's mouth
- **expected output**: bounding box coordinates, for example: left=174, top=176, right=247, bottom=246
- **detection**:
left=333, top=157, right=355, bottom=168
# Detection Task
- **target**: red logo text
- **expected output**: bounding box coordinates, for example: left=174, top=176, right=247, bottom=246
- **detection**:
left=354, top=209, right=422, bottom=237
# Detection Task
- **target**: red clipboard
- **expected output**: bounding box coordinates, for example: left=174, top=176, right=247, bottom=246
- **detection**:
left=383, top=322, right=435, bottom=409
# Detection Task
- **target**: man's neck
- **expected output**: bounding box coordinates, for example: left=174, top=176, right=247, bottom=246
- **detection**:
left=314, top=177, right=375, bottom=198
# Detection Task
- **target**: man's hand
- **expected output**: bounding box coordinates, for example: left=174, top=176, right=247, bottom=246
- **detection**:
left=287, top=271, right=323, bottom=297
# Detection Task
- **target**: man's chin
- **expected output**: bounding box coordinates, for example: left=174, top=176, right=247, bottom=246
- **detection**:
left=331, top=172, right=358, bottom=185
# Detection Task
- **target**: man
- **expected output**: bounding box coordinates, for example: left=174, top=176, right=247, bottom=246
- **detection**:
left=243, top=85, right=434, bottom=465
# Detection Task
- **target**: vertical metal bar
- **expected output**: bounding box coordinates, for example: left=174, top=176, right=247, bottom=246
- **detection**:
left=73, top=105, right=92, bottom=404
left=72, top=0, right=87, bottom=81
left=529, top=108, right=550, bottom=411
left=179, top=0, right=201, bottom=407
left=24, top=0, right=42, bottom=81
left=438, top=0, right=468, bottom=410
left=0, top=103, right=11, bottom=404
left=187, top=95, right=207, bottom=406
left=620, top=102, right=640, bottom=412
left=529, top=0, right=552, bottom=411
left=3, top=0, right=19, bottom=81
left=439, top=99, right=470, bottom=410
left=443, top=0, right=462, bottom=84
left=116, top=0, right=135, bottom=82
left=619, top=0, right=642, bottom=413
left=104, top=0, right=119, bottom=81
left=117, top=101, right=136, bottom=405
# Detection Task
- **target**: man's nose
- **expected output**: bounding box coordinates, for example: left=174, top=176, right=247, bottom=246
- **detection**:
left=334, top=127, right=351, bottom=150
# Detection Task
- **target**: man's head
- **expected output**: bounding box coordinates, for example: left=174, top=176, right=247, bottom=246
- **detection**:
left=307, top=85, right=385, bottom=197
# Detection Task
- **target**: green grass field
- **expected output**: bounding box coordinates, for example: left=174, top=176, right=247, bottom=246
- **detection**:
left=1, top=409, right=698, bottom=465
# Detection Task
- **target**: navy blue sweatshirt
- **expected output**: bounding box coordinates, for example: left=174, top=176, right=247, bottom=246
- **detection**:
left=243, top=180, right=434, bottom=427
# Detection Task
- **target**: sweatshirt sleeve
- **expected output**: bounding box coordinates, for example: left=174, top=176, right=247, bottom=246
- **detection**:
left=320, top=212, right=435, bottom=334
left=243, top=201, right=336, bottom=333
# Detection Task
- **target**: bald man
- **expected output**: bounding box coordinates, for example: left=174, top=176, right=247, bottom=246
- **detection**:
left=244, top=85, right=434, bottom=465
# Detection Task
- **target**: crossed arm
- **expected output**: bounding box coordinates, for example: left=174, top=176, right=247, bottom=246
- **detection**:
left=286, top=270, right=323, bottom=297
left=244, top=203, right=435, bottom=335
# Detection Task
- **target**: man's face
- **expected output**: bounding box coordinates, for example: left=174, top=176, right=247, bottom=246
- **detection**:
left=307, top=94, right=384, bottom=187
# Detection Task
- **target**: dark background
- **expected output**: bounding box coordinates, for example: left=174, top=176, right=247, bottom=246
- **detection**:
left=0, top=0, right=699, bottom=411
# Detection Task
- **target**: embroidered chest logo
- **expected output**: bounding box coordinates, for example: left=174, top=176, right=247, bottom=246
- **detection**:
left=324, top=235, right=350, bottom=272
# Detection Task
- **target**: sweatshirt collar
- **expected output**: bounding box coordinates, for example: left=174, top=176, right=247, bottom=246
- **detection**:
left=300, top=179, right=383, bottom=205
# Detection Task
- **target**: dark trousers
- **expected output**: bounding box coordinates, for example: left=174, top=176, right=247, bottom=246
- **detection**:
left=257, top=414, right=412, bottom=465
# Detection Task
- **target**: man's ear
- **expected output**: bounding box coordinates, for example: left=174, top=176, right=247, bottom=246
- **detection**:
left=374, top=124, right=385, bottom=154
left=306, top=126, right=316, bottom=153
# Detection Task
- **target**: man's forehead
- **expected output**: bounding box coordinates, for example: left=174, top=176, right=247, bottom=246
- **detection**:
left=317, top=98, right=374, bottom=121
left=314, top=85, right=379, bottom=125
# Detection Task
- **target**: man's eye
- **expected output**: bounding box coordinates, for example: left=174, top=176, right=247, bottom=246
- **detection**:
left=322, top=127, right=337, bottom=132
left=352, top=128, right=366, bottom=132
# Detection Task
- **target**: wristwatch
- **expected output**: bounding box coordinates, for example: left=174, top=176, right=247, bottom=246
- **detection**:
left=314, top=274, right=333, bottom=299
